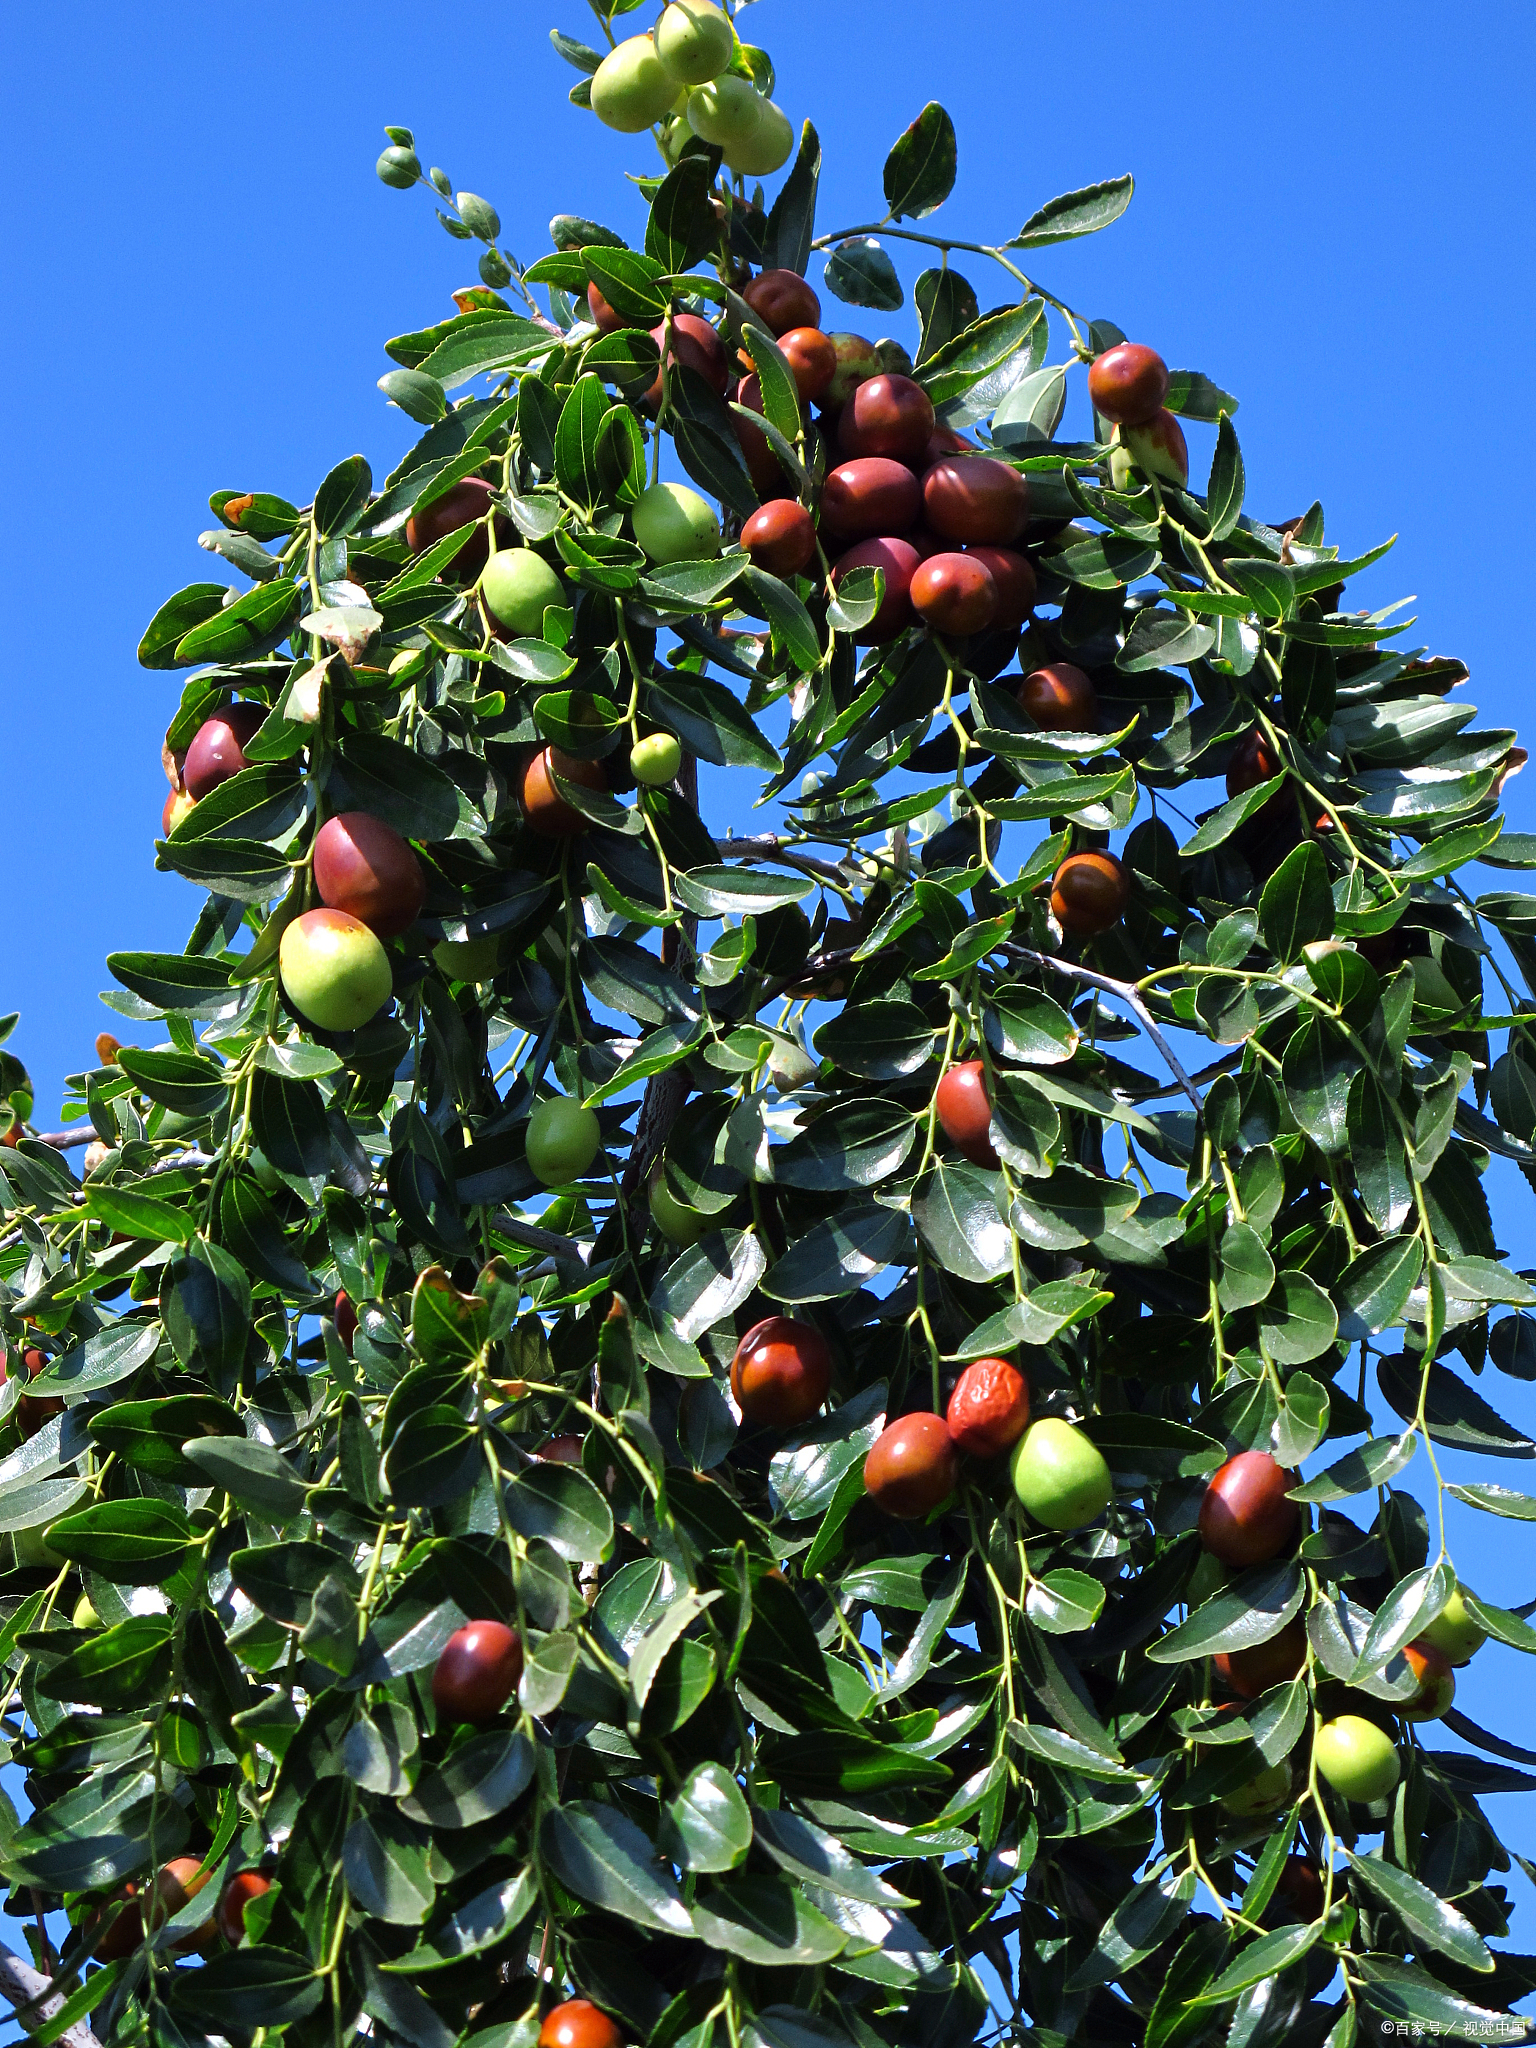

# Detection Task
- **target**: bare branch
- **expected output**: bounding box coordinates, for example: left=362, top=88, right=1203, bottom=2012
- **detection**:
left=490, top=1213, right=593, bottom=1264
left=26, top=1130, right=101, bottom=1152
left=713, top=835, right=854, bottom=890
left=1004, top=943, right=1204, bottom=1116
left=0, top=1942, right=102, bottom=2048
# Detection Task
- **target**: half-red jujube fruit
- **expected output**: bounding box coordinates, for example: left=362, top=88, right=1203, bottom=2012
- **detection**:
left=313, top=812, right=426, bottom=939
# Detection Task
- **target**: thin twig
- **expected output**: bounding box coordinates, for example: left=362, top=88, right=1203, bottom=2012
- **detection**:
left=1003, top=943, right=1204, bottom=1115
left=27, top=1131, right=101, bottom=1152
left=489, top=1213, right=592, bottom=1264
left=713, top=834, right=853, bottom=889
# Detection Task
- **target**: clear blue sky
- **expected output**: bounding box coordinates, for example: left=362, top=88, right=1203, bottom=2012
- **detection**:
left=5, top=0, right=1536, bottom=1891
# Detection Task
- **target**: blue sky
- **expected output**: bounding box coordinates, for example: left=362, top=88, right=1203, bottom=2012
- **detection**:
left=5, top=0, right=1536, bottom=1905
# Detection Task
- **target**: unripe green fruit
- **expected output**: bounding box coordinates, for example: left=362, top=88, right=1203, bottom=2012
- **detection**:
left=649, top=1171, right=710, bottom=1245
left=1418, top=1585, right=1487, bottom=1665
left=73, top=1593, right=100, bottom=1629
left=590, top=37, right=678, bottom=133
left=1314, top=1715, right=1400, bottom=1803
left=526, top=1097, right=602, bottom=1187
left=685, top=75, right=763, bottom=148
left=1009, top=1419, right=1113, bottom=1531
left=482, top=550, right=563, bottom=637
left=631, top=733, right=683, bottom=786
left=659, top=115, right=692, bottom=166
left=433, top=935, right=503, bottom=984
left=726, top=98, right=793, bottom=177
left=631, top=481, right=721, bottom=563
left=655, top=1, right=734, bottom=85
left=1221, top=1761, right=1292, bottom=1817
left=280, top=910, right=393, bottom=1033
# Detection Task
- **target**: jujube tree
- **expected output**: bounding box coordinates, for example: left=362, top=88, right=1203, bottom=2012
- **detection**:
left=0, top=5, right=1534, bottom=2047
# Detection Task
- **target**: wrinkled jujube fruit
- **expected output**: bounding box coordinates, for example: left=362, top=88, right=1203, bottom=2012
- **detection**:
left=910, top=552, right=999, bottom=635
left=432, top=1619, right=524, bottom=1724
left=837, top=373, right=935, bottom=462
left=742, top=268, right=820, bottom=336
left=312, top=812, right=425, bottom=939
left=742, top=498, right=817, bottom=577
left=1018, top=663, right=1096, bottom=732
left=946, top=1357, right=1030, bottom=1458
left=1198, top=1450, right=1300, bottom=1569
left=922, top=456, right=1027, bottom=545
left=521, top=747, right=605, bottom=837
left=538, top=2000, right=624, bottom=2048
left=1050, top=851, right=1129, bottom=936
left=730, top=1315, right=832, bottom=1428
left=1213, top=1618, right=1307, bottom=1699
left=820, top=458, right=921, bottom=542
left=1087, top=342, right=1169, bottom=426
left=963, top=545, right=1036, bottom=626
left=934, top=1060, right=998, bottom=1167
left=864, top=1412, right=958, bottom=1519
left=830, top=536, right=921, bottom=641
left=183, top=703, right=265, bottom=800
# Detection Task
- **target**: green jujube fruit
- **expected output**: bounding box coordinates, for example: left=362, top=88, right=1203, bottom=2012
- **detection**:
left=526, top=1097, right=602, bottom=1186
left=482, top=550, right=563, bottom=636
left=654, top=1, right=734, bottom=85
left=591, top=36, right=679, bottom=133
left=631, top=481, right=721, bottom=564
left=1009, top=1419, right=1113, bottom=1531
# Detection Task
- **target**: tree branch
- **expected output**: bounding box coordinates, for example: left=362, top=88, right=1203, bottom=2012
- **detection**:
left=27, top=1130, right=100, bottom=1151
left=1003, top=943, right=1204, bottom=1115
left=713, top=834, right=854, bottom=889
left=490, top=1213, right=592, bottom=1264
left=0, top=1942, right=102, bottom=2048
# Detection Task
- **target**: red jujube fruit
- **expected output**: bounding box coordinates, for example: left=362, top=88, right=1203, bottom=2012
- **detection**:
left=946, top=1357, right=1030, bottom=1458
left=742, top=499, right=817, bottom=577
left=1087, top=342, right=1169, bottom=426
left=216, top=1872, right=270, bottom=1947
left=837, top=373, right=935, bottom=462
left=935, top=1061, right=997, bottom=1167
left=964, top=546, right=1036, bottom=626
left=830, top=537, right=921, bottom=640
left=1018, top=663, right=1096, bottom=732
left=922, top=457, right=1027, bottom=545
left=521, top=747, right=605, bottom=837
left=313, top=812, right=426, bottom=939
left=183, top=703, right=265, bottom=800
left=406, top=477, right=506, bottom=577
left=776, top=327, right=837, bottom=404
left=334, top=1292, right=358, bottom=1354
left=864, top=1413, right=958, bottom=1519
left=730, top=1316, right=832, bottom=1427
left=820, top=458, right=921, bottom=542
left=644, top=313, right=729, bottom=406
left=1199, top=1450, right=1300, bottom=1569
left=742, top=268, right=820, bottom=335
left=1050, top=852, right=1129, bottom=936
left=432, top=1619, right=524, bottom=1724
left=1213, top=1618, right=1307, bottom=1699
left=538, top=2000, right=624, bottom=2048
left=909, top=552, right=998, bottom=636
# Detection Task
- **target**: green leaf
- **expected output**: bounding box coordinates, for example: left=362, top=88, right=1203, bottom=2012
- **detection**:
left=1258, top=1269, right=1338, bottom=1364
left=1218, top=1222, right=1275, bottom=1312
left=37, top=1616, right=174, bottom=1707
left=402, top=1730, right=534, bottom=1828
left=1260, top=841, right=1335, bottom=961
left=82, top=1186, right=195, bottom=1246
left=1206, top=413, right=1245, bottom=542
left=45, top=1499, right=195, bottom=1584
left=1291, top=1431, right=1416, bottom=1503
left=1117, top=609, right=1215, bottom=675
left=314, top=454, right=372, bottom=539
left=741, top=564, right=821, bottom=671
left=917, top=302, right=1044, bottom=407
left=1346, top=1850, right=1493, bottom=1972
left=883, top=102, right=957, bottom=220
left=1337, top=1237, right=1424, bottom=1340
left=1067, top=1869, right=1194, bottom=1992
left=540, top=1801, right=693, bottom=1934
left=171, top=1949, right=324, bottom=2031
left=1178, top=775, right=1284, bottom=857
left=911, top=1160, right=1013, bottom=1282
left=163, top=1239, right=251, bottom=1380
left=1009, top=174, right=1134, bottom=249
left=658, top=1761, right=752, bottom=1874
left=1194, top=1923, right=1318, bottom=2002
left=1147, top=1560, right=1302, bottom=1664
left=175, top=579, right=302, bottom=665
left=823, top=238, right=903, bottom=312
left=504, top=1462, right=614, bottom=1563
left=1282, top=1016, right=1352, bottom=1153
left=180, top=1435, right=308, bottom=1521
left=138, top=583, right=227, bottom=669
left=645, top=154, right=719, bottom=275
left=691, top=1875, right=845, bottom=1965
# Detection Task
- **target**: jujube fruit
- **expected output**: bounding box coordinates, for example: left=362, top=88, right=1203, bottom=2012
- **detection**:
left=648, top=1168, right=710, bottom=1245
left=630, top=733, right=682, bottom=786
left=1401, top=1639, right=1455, bottom=1720
left=183, top=703, right=265, bottom=800
left=964, top=545, right=1035, bottom=626
left=646, top=312, right=729, bottom=405
left=312, top=812, right=425, bottom=939
left=279, top=910, right=393, bottom=1033
left=334, top=1292, right=358, bottom=1353
left=829, top=537, right=920, bottom=641
left=1213, top=1618, right=1307, bottom=1700
left=1417, top=1584, right=1487, bottom=1665
left=837, top=373, right=935, bottom=462
left=1087, top=342, right=1169, bottom=427
left=731, top=372, right=790, bottom=494
left=162, top=788, right=196, bottom=835
left=521, top=746, right=605, bottom=837
left=730, top=1315, right=832, bottom=1428
left=631, top=480, right=721, bottom=563
left=919, top=423, right=974, bottom=468
left=1122, top=409, right=1188, bottom=486
left=742, top=499, right=816, bottom=577
left=910, top=552, right=998, bottom=635
left=1019, top=663, right=1095, bottom=732
left=1273, top=1856, right=1327, bottom=1921
left=72, top=1592, right=100, bottom=1628
left=922, top=456, right=1027, bottom=546
left=1314, top=1714, right=1399, bottom=1803
left=406, top=477, right=505, bottom=576
left=654, top=0, right=734, bottom=84
left=93, top=1887, right=143, bottom=1960
left=7, top=1346, right=63, bottom=1437
left=864, top=1412, right=958, bottom=1519
left=776, top=326, right=837, bottom=404
left=724, top=97, right=793, bottom=178
left=526, top=1096, right=602, bottom=1186
left=742, top=268, right=820, bottom=337
left=482, top=549, right=565, bottom=637
left=537, top=1433, right=585, bottom=1465
left=1227, top=728, right=1282, bottom=797
left=1051, top=851, right=1129, bottom=937
left=1198, top=1451, right=1300, bottom=1570
left=149, top=1855, right=213, bottom=1941
left=590, top=36, right=679, bottom=132
left=432, top=1618, right=525, bottom=1725
left=820, top=457, right=921, bottom=542
left=1221, top=1761, right=1292, bottom=1817
left=934, top=1061, right=998, bottom=1168
left=685, top=76, right=763, bottom=152
left=823, top=332, right=882, bottom=408
left=538, top=2000, right=624, bottom=2048
left=946, top=1357, right=1030, bottom=1459
left=1009, top=1419, right=1113, bottom=1530
left=215, top=1872, right=270, bottom=1947
left=587, top=283, right=622, bottom=334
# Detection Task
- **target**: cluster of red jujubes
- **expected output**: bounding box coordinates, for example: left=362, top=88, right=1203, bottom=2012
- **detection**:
left=863, top=1356, right=1031, bottom=1518
left=721, top=269, right=1037, bottom=647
